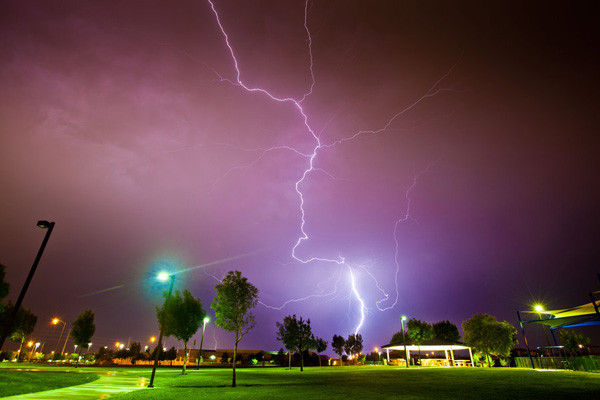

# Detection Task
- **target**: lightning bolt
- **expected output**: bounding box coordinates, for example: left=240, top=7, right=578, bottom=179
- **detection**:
left=206, top=0, right=455, bottom=335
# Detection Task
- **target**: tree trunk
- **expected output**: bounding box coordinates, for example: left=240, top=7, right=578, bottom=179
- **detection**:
left=232, top=333, right=238, bottom=388
left=486, top=353, right=491, bottom=368
left=318, top=353, right=321, bottom=367
left=300, top=349, right=304, bottom=372
left=17, top=337, right=25, bottom=362
left=288, top=350, right=292, bottom=369
left=182, top=340, right=188, bottom=375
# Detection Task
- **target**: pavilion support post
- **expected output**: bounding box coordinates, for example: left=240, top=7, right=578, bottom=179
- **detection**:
left=589, top=292, right=600, bottom=315
left=386, top=348, right=390, bottom=363
left=406, top=349, right=410, bottom=366
left=450, top=347, right=455, bottom=366
left=516, top=311, right=535, bottom=369
left=444, top=349, right=449, bottom=366
left=468, top=348, right=474, bottom=367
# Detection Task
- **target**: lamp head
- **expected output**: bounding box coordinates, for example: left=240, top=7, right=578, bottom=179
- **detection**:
left=37, top=220, right=53, bottom=229
left=401, top=315, right=407, bottom=321
left=52, top=318, right=59, bottom=325
left=534, top=304, right=544, bottom=313
left=157, top=272, right=170, bottom=282
left=203, top=316, right=210, bottom=324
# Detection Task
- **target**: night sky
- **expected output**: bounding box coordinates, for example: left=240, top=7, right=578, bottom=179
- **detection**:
left=1, top=0, right=599, bottom=354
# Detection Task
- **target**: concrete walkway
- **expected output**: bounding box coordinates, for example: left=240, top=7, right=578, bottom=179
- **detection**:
left=2, top=370, right=148, bottom=399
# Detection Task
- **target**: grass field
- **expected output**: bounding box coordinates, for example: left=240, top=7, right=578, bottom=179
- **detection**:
left=111, top=366, right=600, bottom=400
left=0, top=365, right=99, bottom=398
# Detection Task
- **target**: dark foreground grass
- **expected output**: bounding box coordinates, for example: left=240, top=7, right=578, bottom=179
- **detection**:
left=0, top=366, right=99, bottom=397
left=113, top=366, right=600, bottom=400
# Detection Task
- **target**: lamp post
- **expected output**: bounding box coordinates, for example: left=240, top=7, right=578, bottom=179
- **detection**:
left=51, top=318, right=66, bottom=354
left=401, top=315, right=409, bottom=368
left=149, top=272, right=175, bottom=388
left=0, top=221, right=55, bottom=351
left=61, top=327, right=71, bottom=356
left=534, top=304, right=552, bottom=354
left=197, top=316, right=210, bottom=368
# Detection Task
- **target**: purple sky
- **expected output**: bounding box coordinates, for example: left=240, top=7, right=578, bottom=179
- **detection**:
left=1, top=0, right=599, bottom=354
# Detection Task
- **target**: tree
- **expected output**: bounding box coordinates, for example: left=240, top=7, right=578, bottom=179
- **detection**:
left=462, top=313, right=517, bottom=367
left=157, top=289, right=206, bottom=374
left=0, top=301, right=37, bottom=361
left=276, top=314, right=315, bottom=371
left=220, top=351, right=229, bottom=365
left=71, top=309, right=95, bottom=368
left=407, top=318, right=432, bottom=363
left=331, top=334, right=345, bottom=365
left=559, top=330, right=591, bottom=356
left=275, top=348, right=286, bottom=366
left=315, top=337, right=328, bottom=367
left=211, top=270, right=258, bottom=387
left=432, top=320, right=461, bottom=343
left=344, top=334, right=363, bottom=365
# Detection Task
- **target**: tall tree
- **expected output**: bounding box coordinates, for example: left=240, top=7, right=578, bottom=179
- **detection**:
left=314, top=337, right=328, bottom=367
left=211, top=270, right=258, bottom=387
left=276, top=315, right=315, bottom=371
left=462, top=313, right=517, bottom=367
left=157, top=289, right=206, bottom=374
left=331, top=335, right=345, bottom=366
left=0, top=301, right=37, bottom=360
left=344, top=334, right=363, bottom=365
left=71, top=309, right=95, bottom=368
left=407, top=318, right=432, bottom=363
left=432, top=320, right=461, bottom=343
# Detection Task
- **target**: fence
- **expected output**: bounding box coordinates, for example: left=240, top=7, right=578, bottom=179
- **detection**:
left=515, top=356, right=600, bottom=372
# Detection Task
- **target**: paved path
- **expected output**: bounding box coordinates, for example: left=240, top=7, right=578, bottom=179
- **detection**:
left=2, top=370, right=148, bottom=399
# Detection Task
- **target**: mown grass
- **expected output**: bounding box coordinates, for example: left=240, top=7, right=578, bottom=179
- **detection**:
left=0, top=365, right=99, bottom=397
left=112, top=366, right=600, bottom=400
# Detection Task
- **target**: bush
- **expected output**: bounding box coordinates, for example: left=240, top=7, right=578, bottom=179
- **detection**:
left=0, top=350, right=14, bottom=361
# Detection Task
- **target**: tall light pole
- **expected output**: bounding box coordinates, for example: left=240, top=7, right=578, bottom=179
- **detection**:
left=149, top=272, right=175, bottom=388
left=0, top=221, right=55, bottom=351
left=51, top=318, right=66, bottom=354
left=197, top=316, right=210, bottom=368
left=401, top=315, right=409, bottom=368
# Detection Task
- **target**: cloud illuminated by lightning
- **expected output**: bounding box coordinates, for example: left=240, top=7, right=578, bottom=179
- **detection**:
left=206, top=0, right=455, bottom=335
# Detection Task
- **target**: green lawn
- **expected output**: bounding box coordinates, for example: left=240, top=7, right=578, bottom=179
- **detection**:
left=111, top=366, right=600, bottom=400
left=0, top=365, right=99, bottom=397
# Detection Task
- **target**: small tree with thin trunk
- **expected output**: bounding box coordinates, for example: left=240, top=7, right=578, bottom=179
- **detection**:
left=344, top=334, right=363, bottom=365
left=315, top=337, right=328, bottom=367
left=276, top=314, right=315, bottom=372
left=407, top=318, right=432, bottom=363
left=332, top=334, right=345, bottom=365
left=71, top=309, right=95, bottom=368
left=211, top=271, right=258, bottom=387
left=157, top=289, right=205, bottom=374
left=462, top=313, right=517, bottom=367
left=0, top=302, right=37, bottom=361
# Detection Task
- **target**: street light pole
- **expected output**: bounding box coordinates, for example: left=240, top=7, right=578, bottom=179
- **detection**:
left=149, top=273, right=175, bottom=388
left=52, top=318, right=66, bottom=354
left=401, top=315, right=409, bottom=368
left=197, top=316, right=210, bottom=368
left=0, top=221, right=55, bottom=351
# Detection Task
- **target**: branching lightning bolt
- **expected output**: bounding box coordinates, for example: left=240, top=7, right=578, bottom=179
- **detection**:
left=207, top=0, right=454, bottom=335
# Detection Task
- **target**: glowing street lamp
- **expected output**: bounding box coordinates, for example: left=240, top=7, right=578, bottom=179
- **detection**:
left=0, top=221, right=55, bottom=351
left=149, top=272, right=175, bottom=388
left=51, top=318, right=67, bottom=354
left=197, top=316, right=210, bottom=368
left=401, top=315, right=409, bottom=368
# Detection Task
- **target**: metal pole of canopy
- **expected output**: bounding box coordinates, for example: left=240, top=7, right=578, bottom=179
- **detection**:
left=517, top=311, right=535, bottom=369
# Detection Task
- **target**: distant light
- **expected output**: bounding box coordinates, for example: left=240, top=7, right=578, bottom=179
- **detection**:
left=210, top=355, right=216, bottom=360
left=27, top=341, right=33, bottom=347
left=150, top=337, right=156, bottom=343
left=157, top=272, right=170, bottom=282
left=203, top=317, right=210, bottom=324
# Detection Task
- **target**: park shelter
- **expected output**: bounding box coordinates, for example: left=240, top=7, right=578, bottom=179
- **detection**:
left=381, top=339, right=474, bottom=366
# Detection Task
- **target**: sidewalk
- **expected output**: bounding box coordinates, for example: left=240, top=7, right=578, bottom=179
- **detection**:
left=2, top=370, right=148, bottom=399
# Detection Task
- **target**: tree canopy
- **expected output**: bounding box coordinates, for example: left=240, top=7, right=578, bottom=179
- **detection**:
left=211, top=270, right=258, bottom=387
left=331, top=334, right=345, bottom=365
left=0, top=301, right=37, bottom=359
left=276, top=314, right=315, bottom=371
left=407, top=318, right=433, bottom=362
left=71, top=309, right=95, bottom=367
left=559, top=330, right=591, bottom=355
left=157, top=289, right=206, bottom=374
left=432, top=320, right=461, bottom=343
left=462, top=313, right=517, bottom=367
left=344, top=334, right=363, bottom=364
left=314, top=337, right=328, bottom=367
